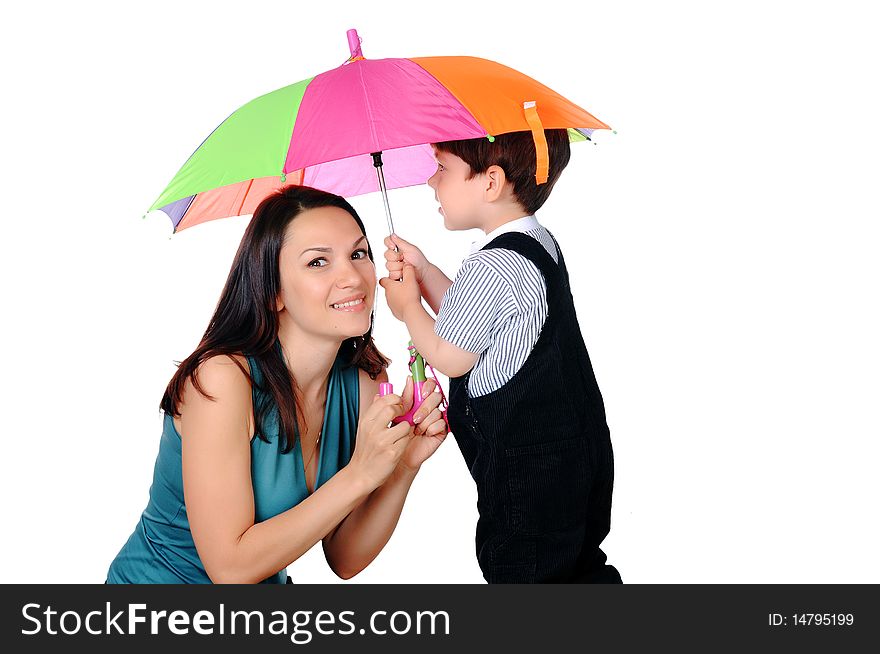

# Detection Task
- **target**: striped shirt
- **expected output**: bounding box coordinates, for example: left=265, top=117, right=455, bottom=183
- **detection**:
left=434, top=215, right=559, bottom=397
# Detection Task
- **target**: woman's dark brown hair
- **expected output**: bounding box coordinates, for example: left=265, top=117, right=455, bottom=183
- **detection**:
left=160, top=185, right=389, bottom=453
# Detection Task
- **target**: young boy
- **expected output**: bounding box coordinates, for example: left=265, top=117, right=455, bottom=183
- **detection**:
left=379, top=130, right=621, bottom=583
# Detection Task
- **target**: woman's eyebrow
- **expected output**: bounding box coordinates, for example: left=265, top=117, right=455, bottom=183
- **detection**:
left=300, top=235, right=366, bottom=256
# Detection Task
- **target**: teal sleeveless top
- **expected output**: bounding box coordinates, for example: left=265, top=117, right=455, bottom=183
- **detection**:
left=106, top=348, right=360, bottom=584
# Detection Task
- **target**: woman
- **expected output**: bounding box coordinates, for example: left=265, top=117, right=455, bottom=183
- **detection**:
left=107, top=185, right=448, bottom=583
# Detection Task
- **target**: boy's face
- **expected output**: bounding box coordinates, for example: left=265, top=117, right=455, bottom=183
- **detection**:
left=426, top=147, right=486, bottom=231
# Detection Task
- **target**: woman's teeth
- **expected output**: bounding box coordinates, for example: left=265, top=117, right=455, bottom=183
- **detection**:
left=332, top=298, right=364, bottom=309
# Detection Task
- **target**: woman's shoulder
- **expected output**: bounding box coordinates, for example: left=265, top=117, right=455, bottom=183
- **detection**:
left=197, top=353, right=251, bottom=382
left=174, top=354, right=254, bottom=440
left=183, top=354, right=253, bottom=405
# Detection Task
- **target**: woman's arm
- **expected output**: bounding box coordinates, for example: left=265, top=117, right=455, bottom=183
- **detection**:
left=322, top=460, right=419, bottom=579
left=321, top=370, right=443, bottom=579
left=180, top=355, right=409, bottom=584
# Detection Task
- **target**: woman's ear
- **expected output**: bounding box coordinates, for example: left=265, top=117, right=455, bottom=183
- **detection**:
left=275, top=294, right=284, bottom=312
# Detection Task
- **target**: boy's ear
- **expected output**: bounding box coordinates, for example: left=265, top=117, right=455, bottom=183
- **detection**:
left=484, top=164, right=507, bottom=202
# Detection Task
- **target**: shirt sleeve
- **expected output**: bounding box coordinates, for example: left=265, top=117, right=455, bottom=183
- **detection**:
left=435, top=256, right=520, bottom=354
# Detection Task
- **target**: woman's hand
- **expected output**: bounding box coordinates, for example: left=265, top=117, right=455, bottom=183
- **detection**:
left=384, top=234, right=429, bottom=283
left=397, top=376, right=448, bottom=473
left=347, top=392, right=414, bottom=491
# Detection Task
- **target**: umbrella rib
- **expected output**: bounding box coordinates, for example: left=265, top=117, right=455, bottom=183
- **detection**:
left=235, top=179, right=255, bottom=217
left=356, top=63, right=380, bottom=150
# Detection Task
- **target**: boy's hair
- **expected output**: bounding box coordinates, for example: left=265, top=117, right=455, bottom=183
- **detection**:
left=434, top=129, right=571, bottom=214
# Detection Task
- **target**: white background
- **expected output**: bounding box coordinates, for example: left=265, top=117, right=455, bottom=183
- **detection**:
left=1, top=0, right=878, bottom=584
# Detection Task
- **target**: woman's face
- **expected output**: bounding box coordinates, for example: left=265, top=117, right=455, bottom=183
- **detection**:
left=276, top=206, right=376, bottom=341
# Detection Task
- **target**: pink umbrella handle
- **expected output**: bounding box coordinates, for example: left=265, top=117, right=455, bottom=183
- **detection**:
left=347, top=29, right=364, bottom=59
left=378, top=381, right=427, bottom=427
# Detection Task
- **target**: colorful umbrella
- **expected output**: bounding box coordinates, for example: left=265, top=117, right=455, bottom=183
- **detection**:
left=148, top=29, right=610, bottom=234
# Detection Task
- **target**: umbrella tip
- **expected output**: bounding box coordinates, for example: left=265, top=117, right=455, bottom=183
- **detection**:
left=346, top=29, right=364, bottom=60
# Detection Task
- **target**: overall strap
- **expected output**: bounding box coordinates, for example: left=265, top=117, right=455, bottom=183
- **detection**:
left=545, top=231, right=572, bottom=287
left=481, top=232, right=565, bottom=313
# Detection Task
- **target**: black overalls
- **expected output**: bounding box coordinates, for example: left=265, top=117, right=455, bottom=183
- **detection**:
left=447, top=232, right=621, bottom=583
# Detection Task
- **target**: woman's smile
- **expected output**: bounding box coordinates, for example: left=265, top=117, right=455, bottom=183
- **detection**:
left=331, top=295, right=367, bottom=312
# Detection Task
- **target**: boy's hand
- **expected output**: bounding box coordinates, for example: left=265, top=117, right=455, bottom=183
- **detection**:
left=384, top=234, right=429, bottom=283
left=379, top=265, right=422, bottom=322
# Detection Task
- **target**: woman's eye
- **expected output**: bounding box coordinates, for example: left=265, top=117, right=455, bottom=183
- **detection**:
left=436, top=163, right=445, bottom=171
left=352, top=248, right=369, bottom=260
left=308, top=258, right=328, bottom=268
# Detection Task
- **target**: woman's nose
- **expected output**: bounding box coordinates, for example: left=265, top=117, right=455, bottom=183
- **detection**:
left=336, top=257, right=368, bottom=287
left=427, top=172, right=438, bottom=189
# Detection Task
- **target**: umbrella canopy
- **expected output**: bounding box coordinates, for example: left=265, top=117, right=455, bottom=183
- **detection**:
left=149, top=30, right=610, bottom=232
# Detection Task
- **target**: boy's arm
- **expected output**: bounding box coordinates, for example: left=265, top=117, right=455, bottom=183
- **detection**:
left=419, top=263, right=453, bottom=315
left=384, top=234, right=451, bottom=315
left=380, top=263, right=479, bottom=377
left=403, top=303, right=479, bottom=378
left=382, top=257, right=517, bottom=379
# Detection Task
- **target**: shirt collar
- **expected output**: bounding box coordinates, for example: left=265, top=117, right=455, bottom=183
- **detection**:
left=469, top=215, right=540, bottom=253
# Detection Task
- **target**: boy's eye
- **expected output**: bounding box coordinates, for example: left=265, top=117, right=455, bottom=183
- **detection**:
left=352, top=248, right=369, bottom=260
left=308, top=257, right=328, bottom=268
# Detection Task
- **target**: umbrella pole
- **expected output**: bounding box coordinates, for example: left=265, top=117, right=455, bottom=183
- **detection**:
left=372, top=152, right=434, bottom=415
left=371, top=152, right=396, bottom=240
